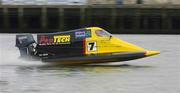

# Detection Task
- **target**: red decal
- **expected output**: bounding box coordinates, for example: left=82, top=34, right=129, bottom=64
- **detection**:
left=39, top=35, right=49, bottom=44
left=82, top=39, right=86, bottom=55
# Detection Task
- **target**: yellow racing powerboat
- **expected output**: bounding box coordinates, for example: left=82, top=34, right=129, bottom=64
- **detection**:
left=15, top=27, right=160, bottom=65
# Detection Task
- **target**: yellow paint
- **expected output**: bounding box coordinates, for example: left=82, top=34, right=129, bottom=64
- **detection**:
left=84, top=27, right=160, bottom=57
left=54, top=35, right=70, bottom=43
left=145, top=50, right=160, bottom=56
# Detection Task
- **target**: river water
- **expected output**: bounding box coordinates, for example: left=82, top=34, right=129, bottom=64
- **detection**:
left=0, top=34, right=179, bottom=93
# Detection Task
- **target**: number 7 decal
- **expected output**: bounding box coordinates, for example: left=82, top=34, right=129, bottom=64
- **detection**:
left=87, top=42, right=97, bottom=52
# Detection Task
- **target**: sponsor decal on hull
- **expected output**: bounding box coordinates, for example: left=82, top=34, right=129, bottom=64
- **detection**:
left=75, top=30, right=91, bottom=38
left=38, top=35, right=71, bottom=45
left=54, top=35, right=71, bottom=44
left=85, top=30, right=91, bottom=38
left=75, top=31, right=86, bottom=38
left=87, top=41, right=97, bottom=52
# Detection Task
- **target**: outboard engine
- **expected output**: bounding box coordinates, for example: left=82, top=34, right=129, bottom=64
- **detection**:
left=16, top=34, right=36, bottom=59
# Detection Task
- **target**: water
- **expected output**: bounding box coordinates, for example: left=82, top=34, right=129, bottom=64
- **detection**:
left=0, top=34, right=180, bottom=93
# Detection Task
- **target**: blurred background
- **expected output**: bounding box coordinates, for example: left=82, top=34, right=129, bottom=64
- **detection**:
left=0, top=1, right=179, bottom=93
left=0, top=0, right=180, bottom=34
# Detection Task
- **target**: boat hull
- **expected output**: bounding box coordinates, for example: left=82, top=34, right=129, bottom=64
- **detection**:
left=42, top=52, right=146, bottom=65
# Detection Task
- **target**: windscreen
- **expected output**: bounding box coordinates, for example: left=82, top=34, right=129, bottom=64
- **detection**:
left=95, top=30, right=111, bottom=37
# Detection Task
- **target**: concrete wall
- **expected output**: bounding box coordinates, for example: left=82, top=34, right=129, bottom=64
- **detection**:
left=123, top=0, right=180, bottom=4
left=0, top=5, right=180, bottom=34
left=171, top=0, right=180, bottom=4
left=88, top=0, right=116, bottom=5
left=143, top=0, right=171, bottom=4
left=1, top=0, right=87, bottom=5
left=123, top=0, right=136, bottom=4
left=1, top=0, right=180, bottom=5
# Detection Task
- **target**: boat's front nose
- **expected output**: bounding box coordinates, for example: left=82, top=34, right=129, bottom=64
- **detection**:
left=145, top=50, right=160, bottom=57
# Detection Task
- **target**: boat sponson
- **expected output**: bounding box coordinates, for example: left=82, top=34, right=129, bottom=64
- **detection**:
left=41, top=51, right=146, bottom=65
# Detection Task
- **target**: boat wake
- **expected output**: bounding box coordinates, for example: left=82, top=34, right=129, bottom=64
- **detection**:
left=0, top=34, right=43, bottom=66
